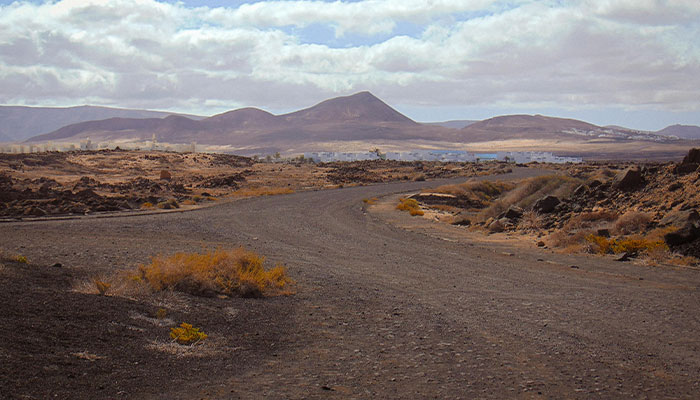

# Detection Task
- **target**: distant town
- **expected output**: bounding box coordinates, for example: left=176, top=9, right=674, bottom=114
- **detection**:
left=0, top=137, right=583, bottom=164
left=303, top=150, right=582, bottom=164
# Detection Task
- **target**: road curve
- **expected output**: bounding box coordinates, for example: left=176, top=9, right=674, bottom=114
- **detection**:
left=2, top=168, right=699, bottom=398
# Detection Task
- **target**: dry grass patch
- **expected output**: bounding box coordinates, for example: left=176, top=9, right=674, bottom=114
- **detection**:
left=136, top=248, right=293, bottom=298
left=232, top=186, right=295, bottom=197
left=478, top=175, right=581, bottom=221
left=427, top=179, right=514, bottom=210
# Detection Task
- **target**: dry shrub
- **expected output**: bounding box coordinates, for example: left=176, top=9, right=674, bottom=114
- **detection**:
left=585, top=234, right=668, bottom=255
left=518, top=210, right=544, bottom=230
left=170, top=323, right=208, bottom=345
left=478, top=175, right=581, bottom=221
left=181, top=199, right=196, bottom=206
left=396, top=198, right=424, bottom=216
left=613, top=211, right=652, bottom=235
left=141, top=202, right=154, bottom=209
left=94, top=279, right=111, bottom=295
left=157, top=199, right=179, bottom=209
left=362, top=197, right=378, bottom=205
left=233, top=187, right=294, bottom=197
left=137, top=248, right=293, bottom=298
left=549, top=229, right=596, bottom=249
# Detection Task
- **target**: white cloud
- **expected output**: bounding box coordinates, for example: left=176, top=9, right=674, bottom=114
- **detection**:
left=0, top=0, right=698, bottom=119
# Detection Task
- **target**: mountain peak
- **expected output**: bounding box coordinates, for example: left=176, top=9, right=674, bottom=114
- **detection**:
left=282, top=91, right=416, bottom=125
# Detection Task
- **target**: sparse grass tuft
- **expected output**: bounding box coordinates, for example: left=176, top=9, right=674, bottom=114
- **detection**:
left=94, top=279, right=111, bottom=295
left=362, top=197, right=378, bottom=205
left=170, top=322, right=207, bottom=345
left=137, top=248, right=293, bottom=298
left=396, top=198, right=424, bottom=216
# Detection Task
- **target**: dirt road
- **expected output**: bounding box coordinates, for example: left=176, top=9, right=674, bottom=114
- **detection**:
left=2, top=168, right=699, bottom=399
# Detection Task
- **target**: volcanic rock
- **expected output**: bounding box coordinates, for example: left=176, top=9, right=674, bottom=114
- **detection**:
left=612, top=167, right=644, bottom=190
left=532, top=196, right=560, bottom=213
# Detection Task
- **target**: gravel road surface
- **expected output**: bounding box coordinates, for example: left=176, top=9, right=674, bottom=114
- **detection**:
left=2, top=168, right=699, bottom=399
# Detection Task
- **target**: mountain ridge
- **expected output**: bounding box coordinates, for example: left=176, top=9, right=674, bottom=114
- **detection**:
left=0, top=105, right=204, bottom=142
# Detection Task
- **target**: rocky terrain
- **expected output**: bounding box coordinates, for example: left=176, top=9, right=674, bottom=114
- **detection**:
left=413, top=149, right=700, bottom=264
left=0, top=150, right=505, bottom=219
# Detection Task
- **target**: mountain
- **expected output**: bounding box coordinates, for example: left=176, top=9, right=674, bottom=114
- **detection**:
left=26, top=92, right=434, bottom=148
left=282, top=91, right=416, bottom=125
left=458, top=114, right=672, bottom=142
left=656, top=124, right=700, bottom=139
left=0, top=105, right=204, bottom=142
left=460, top=114, right=598, bottom=141
left=20, top=93, right=691, bottom=159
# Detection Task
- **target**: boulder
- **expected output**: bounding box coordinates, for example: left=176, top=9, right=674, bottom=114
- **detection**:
left=612, top=167, right=644, bottom=190
left=488, top=219, right=505, bottom=233
left=673, top=148, right=700, bottom=175
left=500, top=206, right=523, bottom=220
left=682, top=148, right=700, bottom=164
left=674, top=163, right=698, bottom=175
left=532, top=195, right=560, bottom=214
left=664, top=222, right=700, bottom=246
left=659, top=210, right=700, bottom=227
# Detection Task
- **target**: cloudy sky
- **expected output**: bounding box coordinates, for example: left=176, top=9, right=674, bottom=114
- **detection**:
left=1, top=0, right=699, bottom=130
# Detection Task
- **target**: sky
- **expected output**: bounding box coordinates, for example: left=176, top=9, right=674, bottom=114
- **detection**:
left=0, top=0, right=699, bottom=131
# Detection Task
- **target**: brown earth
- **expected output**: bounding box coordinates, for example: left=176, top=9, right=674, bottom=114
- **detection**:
left=1, top=168, right=699, bottom=399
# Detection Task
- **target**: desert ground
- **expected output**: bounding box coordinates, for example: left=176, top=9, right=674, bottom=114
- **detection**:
left=1, top=151, right=699, bottom=399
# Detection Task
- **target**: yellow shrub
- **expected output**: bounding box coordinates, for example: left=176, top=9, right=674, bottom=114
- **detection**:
left=141, top=202, right=154, bottom=209
left=362, top=197, right=378, bottom=205
left=170, top=322, right=207, bottom=345
left=14, top=255, right=28, bottom=264
left=396, top=198, right=424, bottom=216
left=138, top=248, right=293, bottom=297
left=585, top=235, right=668, bottom=255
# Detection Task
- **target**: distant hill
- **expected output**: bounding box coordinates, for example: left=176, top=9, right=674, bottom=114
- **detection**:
left=656, top=124, right=700, bottom=139
left=458, top=114, right=672, bottom=142
left=0, top=105, right=204, bottom=142
left=426, top=120, right=477, bottom=129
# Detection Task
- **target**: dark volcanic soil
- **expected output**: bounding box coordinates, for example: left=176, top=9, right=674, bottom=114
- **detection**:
left=1, top=168, right=699, bottom=399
